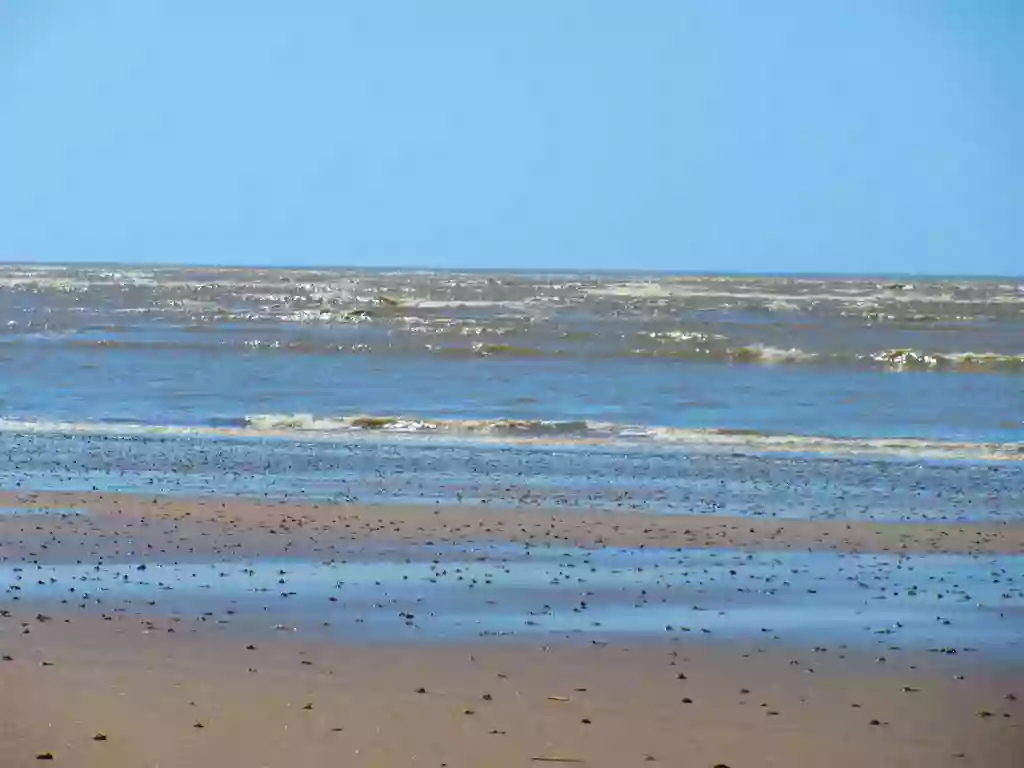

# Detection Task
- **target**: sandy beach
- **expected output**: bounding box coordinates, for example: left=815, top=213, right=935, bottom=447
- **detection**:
left=3, top=490, right=1023, bottom=559
left=2, top=491, right=1022, bottom=766
left=5, top=0, right=1023, bottom=762
left=2, top=609, right=1021, bottom=768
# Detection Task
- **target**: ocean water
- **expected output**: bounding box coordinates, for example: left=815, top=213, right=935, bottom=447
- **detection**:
left=0, top=264, right=1021, bottom=517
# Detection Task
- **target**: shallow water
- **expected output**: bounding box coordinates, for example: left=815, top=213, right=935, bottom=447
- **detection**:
left=0, top=506, right=83, bottom=516
left=4, top=544, right=1021, bottom=653
left=2, top=432, right=1021, bottom=522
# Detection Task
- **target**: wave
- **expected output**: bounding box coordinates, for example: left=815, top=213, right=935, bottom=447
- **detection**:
left=583, top=279, right=1024, bottom=306
left=5, top=333, right=1022, bottom=372
left=727, top=345, right=819, bottom=364
left=243, top=413, right=596, bottom=436
left=0, top=415, right=1020, bottom=462
left=869, top=349, right=1024, bottom=372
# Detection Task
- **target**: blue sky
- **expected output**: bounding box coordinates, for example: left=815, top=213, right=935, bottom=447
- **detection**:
left=2, top=1, right=1021, bottom=274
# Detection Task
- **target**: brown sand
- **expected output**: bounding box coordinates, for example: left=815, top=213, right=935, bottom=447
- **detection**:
left=2, top=613, right=1021, bottom=768
left=2, top=491, right=1022, bottom=562
left=2, top=490, right=1022, bottom=766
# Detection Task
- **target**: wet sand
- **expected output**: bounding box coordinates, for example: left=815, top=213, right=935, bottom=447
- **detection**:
left=2, top=490, right=1023, bottom=766
left=2, top=613, right=1021, bottom=768
left=2, top=490, right=1023, bottom=560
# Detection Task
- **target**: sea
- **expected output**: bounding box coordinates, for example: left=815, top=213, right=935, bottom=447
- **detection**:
left=1, top=263, right=1022, bottom=521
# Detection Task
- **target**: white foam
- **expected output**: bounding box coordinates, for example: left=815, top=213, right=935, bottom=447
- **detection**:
left=730, top=345, right=818, bottom=363
left=643, top=330, right=726, bottom=342
left=0, top=415, right=1019, bottom=462
left=869, top=349, right=1024, bottom=370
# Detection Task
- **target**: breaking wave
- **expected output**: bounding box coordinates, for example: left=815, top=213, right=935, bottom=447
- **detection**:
left=0, top=415, right=1020, bottom=461
left=869, top=349, right=1024, bottom=372
left=4, top=334, right=1021, bottom=371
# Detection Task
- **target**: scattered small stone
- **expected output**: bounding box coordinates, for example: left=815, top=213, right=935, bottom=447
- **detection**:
left=92, top=734, right=107, bottom=742
left=35, top=753, right=54, bottom=761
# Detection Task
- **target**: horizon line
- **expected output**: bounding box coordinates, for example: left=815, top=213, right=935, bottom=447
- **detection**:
left=1, top=258, right=1021, bottom=281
